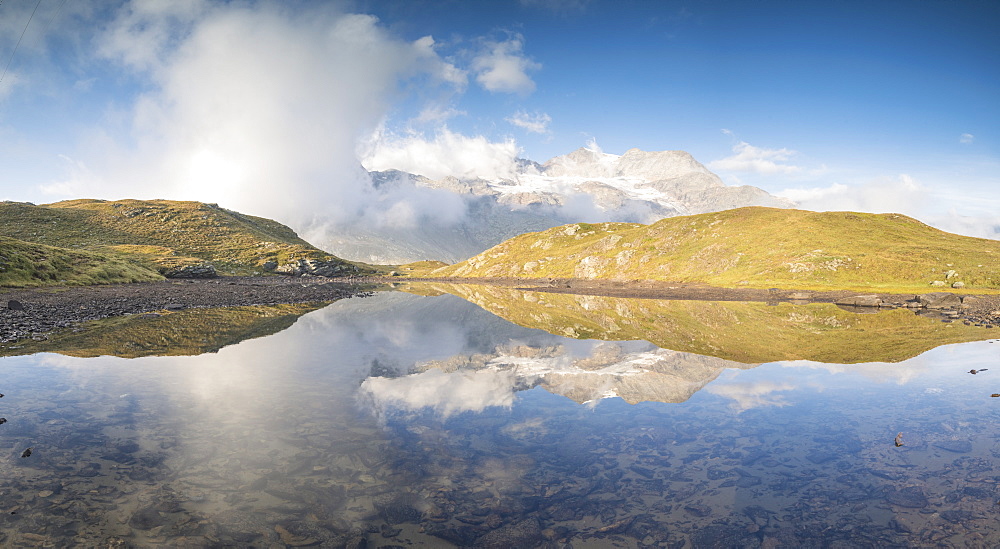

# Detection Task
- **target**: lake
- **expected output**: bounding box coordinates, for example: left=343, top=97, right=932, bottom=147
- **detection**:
left=0, top=285, right=998, bottom=547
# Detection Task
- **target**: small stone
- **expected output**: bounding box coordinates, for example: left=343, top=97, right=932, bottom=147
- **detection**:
left=20, top=447, right=32, bottom=458
left=37, top=490, right=53, bottom=498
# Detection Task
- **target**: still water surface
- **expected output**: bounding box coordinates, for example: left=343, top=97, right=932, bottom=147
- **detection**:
left=1, top=288, right=999, bottom=547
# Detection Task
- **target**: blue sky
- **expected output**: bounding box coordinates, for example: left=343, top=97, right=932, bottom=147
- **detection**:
left=1, top=0, right=998, bottom=237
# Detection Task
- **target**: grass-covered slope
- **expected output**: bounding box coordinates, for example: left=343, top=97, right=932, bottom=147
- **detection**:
left=0, top=236, right=163, bottom=287
left=425, top=207, right=1000, bottom=291
left=0, top=199, right=371, bottom=286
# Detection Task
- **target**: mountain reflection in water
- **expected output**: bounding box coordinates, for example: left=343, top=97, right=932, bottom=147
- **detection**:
left=0, top=289, right=998, bottom=547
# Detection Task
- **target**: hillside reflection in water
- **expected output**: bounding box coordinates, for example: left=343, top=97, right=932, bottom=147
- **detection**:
left=0, top=289, right=998, bottom=547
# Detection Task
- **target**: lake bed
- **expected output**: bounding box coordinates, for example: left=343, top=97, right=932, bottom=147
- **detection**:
left=0, top=288, right=998, bottom=547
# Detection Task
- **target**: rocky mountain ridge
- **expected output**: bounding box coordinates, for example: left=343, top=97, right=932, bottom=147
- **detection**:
left=327, top=147, right=793, bottom=264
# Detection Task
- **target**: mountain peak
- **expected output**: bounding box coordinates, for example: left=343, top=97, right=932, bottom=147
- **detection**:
left=541, top=147, right=620, bottom=178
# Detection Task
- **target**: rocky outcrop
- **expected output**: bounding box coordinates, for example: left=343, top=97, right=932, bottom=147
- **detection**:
left=918, top=292, right=963, bottom=309
left=276, top=259, right=360, bottom=277
left=163, top=264, right=217, bottom=279
left=834, top=295, right=882, bottom=307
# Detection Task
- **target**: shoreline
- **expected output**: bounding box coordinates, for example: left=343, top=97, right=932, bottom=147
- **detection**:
left=388, top=275, right=1000, bottom=307
left=0, top=276, right=374, bottom=345
left=3, top=275, right=999, bottom=345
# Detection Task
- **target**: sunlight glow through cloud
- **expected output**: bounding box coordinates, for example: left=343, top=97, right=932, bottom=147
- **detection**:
left=57, top=2, right=471, bottom=233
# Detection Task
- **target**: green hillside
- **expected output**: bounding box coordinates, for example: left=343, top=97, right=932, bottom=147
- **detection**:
left=0, top=199, right=371, bottom=286
left=0, top=236, right=163, bottom=287
left=422, top=207, right=1000, bottom=292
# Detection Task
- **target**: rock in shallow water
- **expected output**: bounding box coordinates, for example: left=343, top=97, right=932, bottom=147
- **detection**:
left=475, top=518, right=543, bottom=548
left=886, top=486, right=929, bottom=508
left=129, top=506, right=164, bottom=530
left=934, top=440, right=973, bottom=453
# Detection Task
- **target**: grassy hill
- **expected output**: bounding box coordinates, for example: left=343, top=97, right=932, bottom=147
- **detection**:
left=0, top=235, right=164, bottom=287
left=418, top=207, right=1000, bottom=292
left=0, top=199, right=371, bottom=286
left=412, top=282, right=993, bottom=364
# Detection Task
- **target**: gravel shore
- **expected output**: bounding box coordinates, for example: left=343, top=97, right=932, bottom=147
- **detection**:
left=0, top=276, right=374, bottom=344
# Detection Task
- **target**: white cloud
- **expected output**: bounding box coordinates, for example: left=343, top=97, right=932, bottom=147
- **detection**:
left=411, top=35, right=468, bottom=88
left=55, top=2, right=472, bottom=234
left=472, top=34, right=541, bottom=95
left=709, top=138, right=801, bottom=175
left=506, top=110, right=551, bottom=134
left=361, top=127, right=521, bottom=180
left=960, top=133, right=975, bottom=144
left=414, top=104, right=466, bottom=123
left=39, top=155, right=100, bottom=197
left=776, top=174, right=925, bottom=214
left=97, top=0, right=209, bottom=73
left=777, top=174, right=1000, bottom=240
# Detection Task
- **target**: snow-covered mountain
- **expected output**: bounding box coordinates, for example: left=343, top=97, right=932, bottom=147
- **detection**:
left=323, top=147, right=794, bottom=264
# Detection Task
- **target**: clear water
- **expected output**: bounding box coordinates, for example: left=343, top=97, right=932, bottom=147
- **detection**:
left=0, top=290, right=998, bottom=547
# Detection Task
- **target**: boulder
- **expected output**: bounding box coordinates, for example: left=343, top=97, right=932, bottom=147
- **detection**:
left=952, top=281, right=965, bottom=288
left=163, top=264, right=217, bottom=279
left=834, top=295, right=882, bottom=307
left=276, top=259, right=356, bottom=277
left=961, top=296, right=982, bottom=307
left=929, top=280, right=946, bottom=287
left=918, top=292, right=963, bottom=309
left=7, top=300, right=24, bottom=311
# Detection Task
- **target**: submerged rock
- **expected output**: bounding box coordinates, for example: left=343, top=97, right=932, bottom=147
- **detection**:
left=475, top=518, right=543, bottom=548
left=886, top=487, right=929, bottom=508
left=934, top=440, right=973, bottom=453
left=129, top=506, right=164, bottom=530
